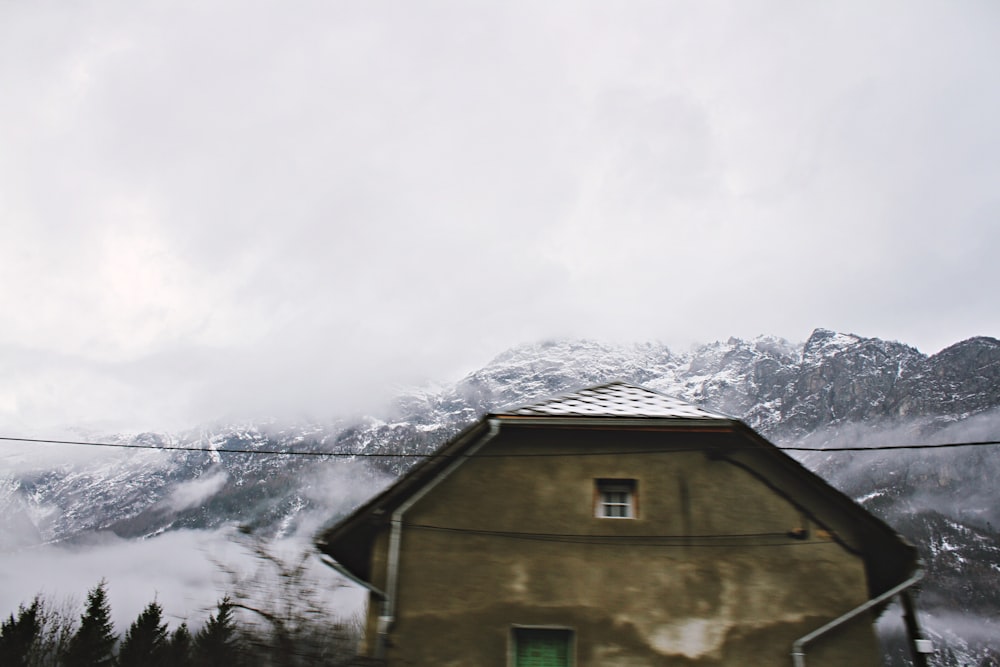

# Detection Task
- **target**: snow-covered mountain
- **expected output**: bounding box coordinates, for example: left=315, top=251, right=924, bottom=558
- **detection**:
left=2, top=328, right=999, bottom=662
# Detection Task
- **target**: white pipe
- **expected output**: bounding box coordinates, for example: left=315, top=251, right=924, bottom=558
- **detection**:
left=791, top=568, right=924, bottom=667
left=318, top=553, right=386, bottom=599
left=378, top=418, right=501, bottom=659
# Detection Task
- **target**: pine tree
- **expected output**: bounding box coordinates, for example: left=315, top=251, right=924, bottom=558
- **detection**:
left=193, top=598, right=241, bottom=667
left=117, top=600, right=168, bottom=667
left=63, top=580, right=117, bottom=667
left=164, top=622, right=194, bottom=666
left=0, top=597, right=41, bottom=667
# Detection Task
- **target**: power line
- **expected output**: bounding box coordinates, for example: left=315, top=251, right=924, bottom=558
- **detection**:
left=1, top=435, right=999, bottom=457
left=783, top=441, right=1000, bottom=451
left=406, top=522, right=832, bottom=547
left=0, top=436, right=365, bottom=457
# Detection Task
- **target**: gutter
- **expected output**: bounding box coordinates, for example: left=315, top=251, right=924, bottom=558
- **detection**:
left=494, top=416, right=739, bottom=430
left=318, top=554, right=386, bottom=600
left=791, top=567, right=931, bottom=667
left=377, top=418, right=502, bottom=660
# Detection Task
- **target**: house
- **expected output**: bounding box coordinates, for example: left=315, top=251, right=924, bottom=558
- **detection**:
left=316, top=382, right=930, bottom=666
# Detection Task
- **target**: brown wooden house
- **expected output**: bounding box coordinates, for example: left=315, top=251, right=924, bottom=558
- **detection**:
left=316, top=382, right=930, bottom=666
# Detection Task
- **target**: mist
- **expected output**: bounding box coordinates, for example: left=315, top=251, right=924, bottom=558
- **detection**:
left=166, top=470, right=229, bottom=512
left=789, top=408, right=1000, bottom=528
left=0, top=457, right=394, bottom=632
left=2, top=1, right=999, bottom=434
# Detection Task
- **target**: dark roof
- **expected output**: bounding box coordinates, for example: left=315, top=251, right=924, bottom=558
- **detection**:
left=315, top=382, right=918, bottom=598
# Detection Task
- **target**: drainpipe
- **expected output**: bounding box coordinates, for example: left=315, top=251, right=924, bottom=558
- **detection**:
left=377, top=418, right=501, bottom=660
left=791, top=567, right=929, bottom=667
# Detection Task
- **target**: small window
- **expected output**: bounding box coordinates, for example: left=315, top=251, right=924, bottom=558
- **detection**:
left=513, top=628, right=573, bottom=667
left=595, top=479, right=637, bottom=519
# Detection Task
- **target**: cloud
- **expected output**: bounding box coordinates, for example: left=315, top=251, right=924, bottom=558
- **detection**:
left=788, top=408, right=1000, bottom=529
left=0, top=455, right=390, bottom=630
left=290, top=460, right=396, bottom=539
left=167, top=470, right=229, bottom=512
left=1, top=1, right=998, bottom=432
left=0, top=528, right=366, bottom=633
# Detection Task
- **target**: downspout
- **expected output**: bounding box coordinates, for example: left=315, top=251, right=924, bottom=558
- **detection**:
left=377, top=418, right=502, bottom=660
left=791, top=567, right=930, bottom=667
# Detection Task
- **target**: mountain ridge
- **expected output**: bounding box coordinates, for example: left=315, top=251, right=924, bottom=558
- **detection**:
left=2, top=328, right=999, bottom=662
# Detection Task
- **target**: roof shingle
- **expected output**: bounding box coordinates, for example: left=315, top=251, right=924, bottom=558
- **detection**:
left=498, top=381, right=731, bottom=420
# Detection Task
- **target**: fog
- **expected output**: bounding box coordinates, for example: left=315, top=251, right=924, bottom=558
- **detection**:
left=0, top=528, right=368, bottom=633
left=4, top=529, right=246, bottom=629
left=166, top=470, right=229, bottom=512
left=879, top=606, right=1000, bottom=660
left=2, top=1, right=999, bottom=434
left=0, top=458, right=393, bottom=631
left=791, top=408, right=1000, bottom=527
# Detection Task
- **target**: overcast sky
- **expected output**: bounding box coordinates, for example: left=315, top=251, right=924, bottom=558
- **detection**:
left=1, top=1, right=998, bottom=433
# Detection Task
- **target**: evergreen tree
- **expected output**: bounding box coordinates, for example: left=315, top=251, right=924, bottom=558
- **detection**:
left=63, top=581, right=117, bottom=667
left=117, top=600, right=168, bottom=667
left=164, top=622, right=194, bottom=666
left=0, top=597, right=41, bottom=667
left=193, top=598, right=240, bottom=667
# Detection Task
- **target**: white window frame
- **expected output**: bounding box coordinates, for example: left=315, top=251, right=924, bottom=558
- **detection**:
left=595, top=479, right=637, bottom=519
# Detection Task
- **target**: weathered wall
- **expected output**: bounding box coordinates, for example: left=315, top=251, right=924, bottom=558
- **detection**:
left=367, top=427, right=882, bottom=666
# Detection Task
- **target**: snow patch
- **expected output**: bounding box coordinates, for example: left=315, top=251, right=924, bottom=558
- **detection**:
left=856, top=490, right=885, bottom=504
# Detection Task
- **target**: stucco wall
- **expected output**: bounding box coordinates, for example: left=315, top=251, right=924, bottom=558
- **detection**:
left=368, top=427, right=882, bottom=666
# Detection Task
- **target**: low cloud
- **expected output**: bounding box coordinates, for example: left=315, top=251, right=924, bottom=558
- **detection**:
left=290, top=461, right=395, bottom=540
left=167, top=470, right=228, bottom=512
left=0, top=457, right=390, bottom=632
left=788, top=409, right=1000, bottom=527
left=0, top=527, right=365, bottom=633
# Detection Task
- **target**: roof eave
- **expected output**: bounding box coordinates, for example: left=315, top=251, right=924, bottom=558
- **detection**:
left=314, top=418, right=496, bottom=581
left=726, top=421, right=920, bottom=594
left=492, top=414, right=741, bottom=429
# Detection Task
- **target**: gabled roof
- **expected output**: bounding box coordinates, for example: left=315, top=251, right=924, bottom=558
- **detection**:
left=316, top=382, right=918, bottom=599
left=500, top=381, right=730, bottom=419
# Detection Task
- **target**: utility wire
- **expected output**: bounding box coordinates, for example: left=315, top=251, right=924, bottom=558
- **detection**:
left=783, top=441, right=1000, bottom=451
left=406, top=522, right=832, bottom=547
left=1, top=435, right=999, bottom=457
left=0, top=436, right=362, bottom=457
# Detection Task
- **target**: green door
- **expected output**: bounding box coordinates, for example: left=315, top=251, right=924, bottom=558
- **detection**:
left=515, top=629, right=571, bottom=667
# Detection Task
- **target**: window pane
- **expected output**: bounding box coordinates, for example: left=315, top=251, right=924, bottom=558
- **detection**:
left=516, top=629, right=570, bottom=667
left=595, top=479, right=637, bottom=519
